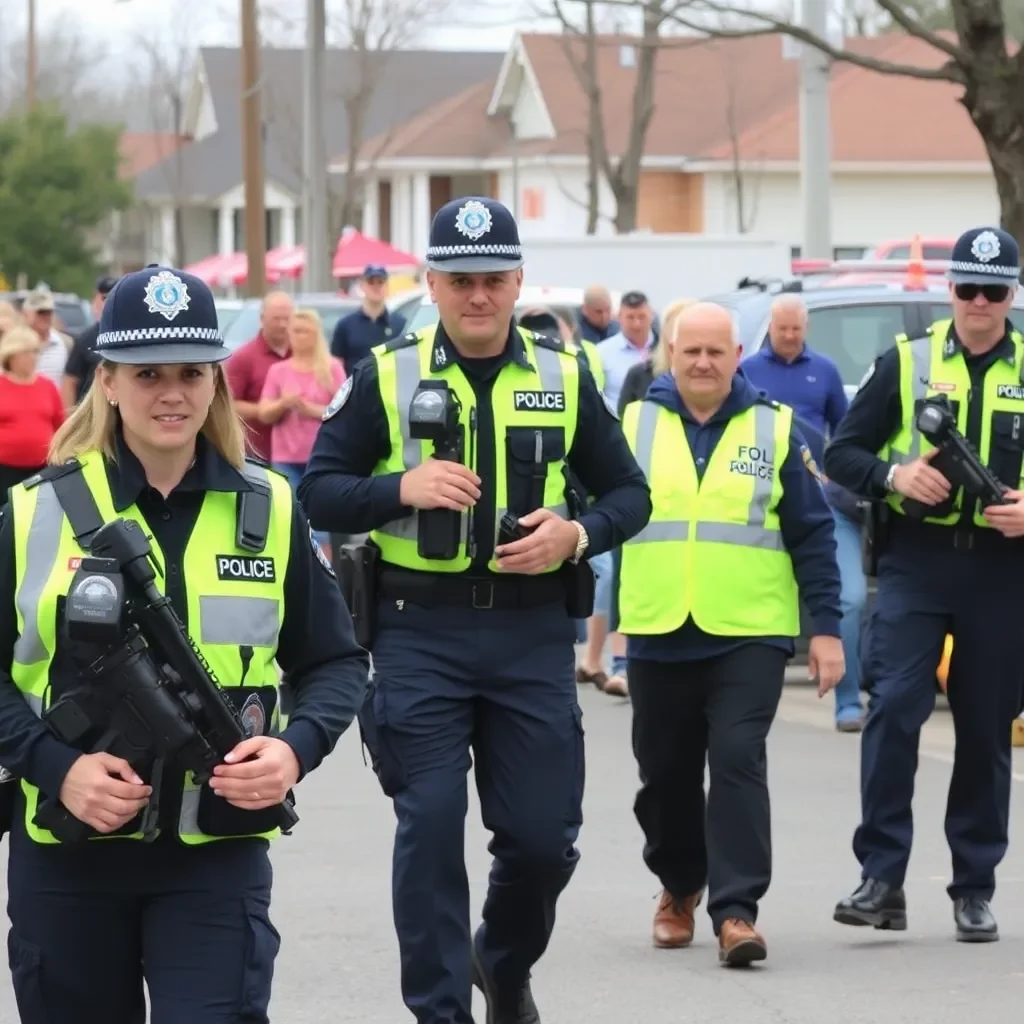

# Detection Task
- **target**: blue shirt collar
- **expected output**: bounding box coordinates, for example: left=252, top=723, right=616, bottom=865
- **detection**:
left=763, top=340, right=810, bottom=364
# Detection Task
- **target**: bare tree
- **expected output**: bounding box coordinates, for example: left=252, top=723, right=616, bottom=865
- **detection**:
left=721, top=57, right=763, bottom=233
left=606, top=0, right=1024, bottom=251
left=262, top=0, right=454, bottom=240
left=547, top=0, right=698, bottom=234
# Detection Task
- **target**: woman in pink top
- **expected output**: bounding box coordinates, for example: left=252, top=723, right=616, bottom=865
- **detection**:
left=258, top=308, right=344, bottom=551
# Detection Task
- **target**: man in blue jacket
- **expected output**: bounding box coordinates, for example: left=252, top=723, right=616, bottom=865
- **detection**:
left=618, top=301, right=844, bottom=964
left=743, top=294, right=867, bottom=732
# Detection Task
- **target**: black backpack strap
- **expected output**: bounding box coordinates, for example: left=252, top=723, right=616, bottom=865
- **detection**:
left=237, top=461, right=273, bottom=554
left=28, top=460, right=105, bottom=550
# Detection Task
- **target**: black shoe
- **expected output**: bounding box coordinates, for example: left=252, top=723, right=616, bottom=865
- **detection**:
left=954, top=897, right=999, bottom=943
left=833, top=879, right=907, bottom=930
left=471, top=943, right=541, bottom=1024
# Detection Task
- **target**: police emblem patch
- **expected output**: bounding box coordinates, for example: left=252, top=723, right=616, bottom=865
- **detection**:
left=240, top=693, right=265, bottom=738
left=971, top=230, right=1001, bottom=263
left=143, top=270, right=191, bottom=322
left=310, top=524, right=335, bottom=576
left=800, top=445, right=824, bottom=483
left=323, top=377, right=353, bottom=420
left=454, top=200, right=492, bottom=241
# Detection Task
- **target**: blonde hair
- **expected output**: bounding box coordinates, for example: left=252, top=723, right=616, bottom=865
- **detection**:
left=652, top=297, right=699, bottom=375
left=291, top=308, right=334, bottom=391
left=48, top=362, right=247, bottom=469
left=0, top=325, right=40, bottom=370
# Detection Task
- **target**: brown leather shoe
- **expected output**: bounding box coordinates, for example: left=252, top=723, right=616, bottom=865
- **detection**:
left=652, top=889, right=699, bottom=948
left=718, top=919, right=767, bottom=966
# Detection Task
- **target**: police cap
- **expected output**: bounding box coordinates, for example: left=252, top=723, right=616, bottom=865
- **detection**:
left=95, top=264, right=232, bottom=365
left=425, top=196, right=524, bottom=274
left=947, top=227, right=1021, bottom=286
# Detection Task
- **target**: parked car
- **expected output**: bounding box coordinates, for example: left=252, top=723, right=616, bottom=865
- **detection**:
left=404, top=285, right=624, bottom=337
left=220, top=294, right=362, bottom=350
left=215, top=298, right=245, bottom=335
left=710, top=265, right=1024, bottom=396
left=0, top=290, right=92, bottom=335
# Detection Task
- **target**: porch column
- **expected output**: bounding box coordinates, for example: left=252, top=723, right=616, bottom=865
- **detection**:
left=362, top=175, right=380, bottom=238
left=280, top=201, right=297, bottom=247
left=159, top=204, right=175, bottom=265
left=410, top=173, right=430, bottom=260
left=218, top=202, right=234, bottom=256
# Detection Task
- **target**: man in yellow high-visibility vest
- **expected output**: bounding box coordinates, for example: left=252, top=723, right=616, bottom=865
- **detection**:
left=618, top=302, right=844, bottom=967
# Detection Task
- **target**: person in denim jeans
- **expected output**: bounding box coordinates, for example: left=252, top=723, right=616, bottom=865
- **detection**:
left=828, top=490, right=868, bottom=730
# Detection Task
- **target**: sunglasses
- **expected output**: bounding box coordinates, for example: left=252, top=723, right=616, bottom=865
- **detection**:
left=954, top=283, right=1011, bottom=303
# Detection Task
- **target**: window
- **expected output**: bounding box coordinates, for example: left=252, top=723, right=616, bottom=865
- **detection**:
left=880, top=243, right=954, bottom=260
left=834, top=246, right=867, bottom=260
left=926, top=303, right=1024, bottom=336
left=805, top=303, right=909, bottom=385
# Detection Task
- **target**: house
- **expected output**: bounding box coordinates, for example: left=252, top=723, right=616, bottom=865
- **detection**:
left=123, top=45, right=504, bottom=269
left=347, top=31, right=1000, bottom=257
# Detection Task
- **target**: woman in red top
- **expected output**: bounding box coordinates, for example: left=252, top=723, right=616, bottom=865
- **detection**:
left=0, top=325, right=65, bottom=496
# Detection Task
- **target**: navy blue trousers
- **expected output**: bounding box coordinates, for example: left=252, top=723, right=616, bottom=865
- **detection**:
left=857, top=527, right=1024, bottom=899
left=6, top=825, right=278, bottom=1024
left=362, top=599, right=584, bottom=1024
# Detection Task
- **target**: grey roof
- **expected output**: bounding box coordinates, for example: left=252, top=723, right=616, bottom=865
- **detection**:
left=134, top=46, right=503, bottom=201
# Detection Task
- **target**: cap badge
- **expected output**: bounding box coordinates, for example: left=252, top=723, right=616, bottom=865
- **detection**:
left=144, top=270, right=190, bottom=322
left=971, top=230, right=1001, bottom=264
left=454, top=200, right=492, bottom=241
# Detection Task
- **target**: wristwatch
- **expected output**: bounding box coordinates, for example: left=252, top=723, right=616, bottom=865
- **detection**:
left=569, top=521, right=590, bottom=564
left=883, top=464, right=898, bottom=494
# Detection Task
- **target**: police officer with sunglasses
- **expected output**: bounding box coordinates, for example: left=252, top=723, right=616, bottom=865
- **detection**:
left=824, top=226, right=1024, bottom=944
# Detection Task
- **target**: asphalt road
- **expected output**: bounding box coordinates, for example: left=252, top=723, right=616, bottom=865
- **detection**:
left=3, top=675, right=1024, bottom=1023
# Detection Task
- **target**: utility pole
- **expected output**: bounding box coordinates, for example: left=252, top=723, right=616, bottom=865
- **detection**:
left=798, top=0, right=833, bottom=260
left=26, top=0, right=36, bottom=113
left=241, top=0, right=267, bottom=297
left=302, top=0, right=329, bottom=292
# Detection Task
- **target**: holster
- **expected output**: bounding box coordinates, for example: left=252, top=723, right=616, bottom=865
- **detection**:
left=335, top=540, right=380, bottom=649
left=561, top=560, right=595, bottom=619
left=860, top=500, right=890, bottom=579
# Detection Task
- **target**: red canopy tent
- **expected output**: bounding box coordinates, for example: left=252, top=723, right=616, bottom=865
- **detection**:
left=331, top=230, right=419, bottom=278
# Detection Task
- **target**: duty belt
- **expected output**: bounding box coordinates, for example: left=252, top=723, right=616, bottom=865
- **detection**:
left=378, top=567, right=566, bottom=611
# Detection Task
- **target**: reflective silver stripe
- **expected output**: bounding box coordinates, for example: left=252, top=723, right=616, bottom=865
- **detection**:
left=23, top=693, right=43, bottom=718
left=377, top=516, right=417, bottom=540
left=395, top=344, right=424, bottom=471
left=199, top=596, right=280, bottom=647
left=532, top=343, right=565, bottom=393
left=179, top=779, right=201, bottom=835
left=13, top=481, right=63, bottom=665
left=747, top=403, right=776, bottom=528
left=240, top=461, right=270, bottom=488
left=631, top=520, right=688, bottom=543
left=695, top=522, right=785, bottom=550
left=631, top=401, right=660, bottom=478
left=891, top=338, right=931, bottom=465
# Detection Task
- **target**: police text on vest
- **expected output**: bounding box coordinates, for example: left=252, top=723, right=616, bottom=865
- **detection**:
left=729, top=445, right=774, bottom=480
left=216, top=556, right=276, bottom=582
left=996, top=385, right=1024, bottom=400
left=513, top=390, right=565, bottom=412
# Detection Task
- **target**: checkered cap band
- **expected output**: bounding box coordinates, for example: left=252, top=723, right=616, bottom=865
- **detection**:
left=96, top=325, right=223, bottom=348
left=949, top=260, right=1021, bottom=278
left=426, top=244, right=522, bottom=259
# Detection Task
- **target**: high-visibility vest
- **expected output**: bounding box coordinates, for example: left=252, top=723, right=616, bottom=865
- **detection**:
left=570, top=338, right=606, bottom=392
left=8, top=449, right=293, bottom=845
left=882, top=319, right=1024, bottom=526
left=369, top=326, right=580, bottom=573
left=617, top=399, right=800, bottom=637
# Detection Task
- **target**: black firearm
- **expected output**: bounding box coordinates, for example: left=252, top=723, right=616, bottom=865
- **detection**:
left=902, top=395, right=1014, bottom=518
left=35, top=518, right=299, bottom=844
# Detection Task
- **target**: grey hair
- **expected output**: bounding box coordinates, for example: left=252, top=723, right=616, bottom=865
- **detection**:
left=770, top=293, right=808, bottom=319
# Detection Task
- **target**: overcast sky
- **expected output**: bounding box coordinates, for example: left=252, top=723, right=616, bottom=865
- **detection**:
left=15, top=0, right=535, bottom=55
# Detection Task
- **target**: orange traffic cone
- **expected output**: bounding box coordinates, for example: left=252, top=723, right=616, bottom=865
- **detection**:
left=905, top=234, right=927, bottom=291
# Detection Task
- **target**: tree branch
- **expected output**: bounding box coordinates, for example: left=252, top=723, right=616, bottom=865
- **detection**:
left=874, top=0, right=962, bottom=58
left=599, top=0, right=966, bottom=81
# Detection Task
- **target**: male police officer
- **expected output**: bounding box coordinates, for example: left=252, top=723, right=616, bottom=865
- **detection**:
left=299, top=197, right=651, bottom=1024
left=825, top=226, right=1024, bottom=943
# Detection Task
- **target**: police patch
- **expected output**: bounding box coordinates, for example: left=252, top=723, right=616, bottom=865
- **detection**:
left=801, top=445, right=824, bottom=483
left=997, top=384, right=1024, bottom=400
left=929, top=382, right=957, bottom=393
left=323, top=377, right=353, bottom=420
left=240, top=693, right=266, bottom=738
left=310, top=525, right=335, bottom=576
left=513, top=390, right=565, bottom=412
left=216, top=555, right=276, bottom=582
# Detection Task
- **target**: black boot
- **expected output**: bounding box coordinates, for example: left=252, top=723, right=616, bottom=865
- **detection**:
left=833, top=879, right=907, bottom=930
left=953, top=897, right=998, bottom=943
left=471, top=943, right=541, bottom=1024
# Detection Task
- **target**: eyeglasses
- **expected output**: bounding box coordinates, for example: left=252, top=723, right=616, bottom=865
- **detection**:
left=954, top=283, right=1011, bottom=303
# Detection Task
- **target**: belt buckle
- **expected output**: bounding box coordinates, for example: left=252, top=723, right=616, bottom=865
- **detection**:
left=471, top=582, right=495, bottom=610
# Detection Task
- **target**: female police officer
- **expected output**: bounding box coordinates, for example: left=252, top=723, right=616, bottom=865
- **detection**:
left=0, top=266, right=368, bottom=1023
